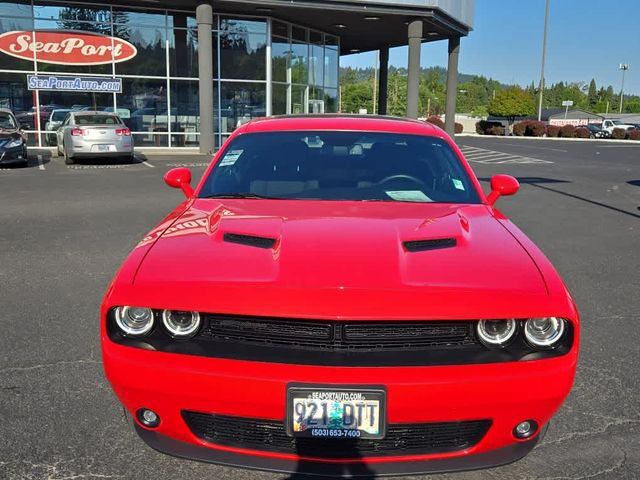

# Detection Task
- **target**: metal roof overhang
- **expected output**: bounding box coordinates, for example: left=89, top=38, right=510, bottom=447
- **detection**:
left=103, top=0, right=472, bottom=53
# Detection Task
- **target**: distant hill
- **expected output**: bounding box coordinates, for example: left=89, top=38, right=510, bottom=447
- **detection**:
left=340, top=66, right=508, bottom=88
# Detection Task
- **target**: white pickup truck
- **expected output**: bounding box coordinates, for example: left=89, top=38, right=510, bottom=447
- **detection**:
left=601, top=119, right=635, bottom=134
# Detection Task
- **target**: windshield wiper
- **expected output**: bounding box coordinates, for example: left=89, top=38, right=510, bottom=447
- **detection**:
left=202, top=193, right=283, bottom=200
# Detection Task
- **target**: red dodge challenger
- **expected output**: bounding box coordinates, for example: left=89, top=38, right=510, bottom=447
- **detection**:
left=102, top=115, right=579, bottom=477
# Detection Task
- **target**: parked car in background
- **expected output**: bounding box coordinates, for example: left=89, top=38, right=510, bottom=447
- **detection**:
left=601, top=119, right=635, bottom=135
left=582, top=123, right=609, bottom=139
left=0, top=108, right=28, bottom=167
left=44, top=109, right=72, bottom=146
left=56, top=111, right=134, bottom=165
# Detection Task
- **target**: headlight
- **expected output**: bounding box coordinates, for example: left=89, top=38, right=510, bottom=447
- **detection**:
left=114, top=306, right=154, bottom=336
left=476, top=319, right=517, bottom=347
left=524, top=317, right=566, bottom=347
left=162, top=310, right=201, bottom=338
left=5, top=138, right=23, bottom=148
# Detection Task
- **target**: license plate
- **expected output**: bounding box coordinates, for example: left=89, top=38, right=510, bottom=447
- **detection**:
left=287, top=386, right=386, bottom=439
left=95, top=144, right=115, bottom=152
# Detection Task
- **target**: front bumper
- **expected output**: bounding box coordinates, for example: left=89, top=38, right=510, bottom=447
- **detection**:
left=103, top=341, right=577, bottom=476
left=0, top=146, right=26, bottom=165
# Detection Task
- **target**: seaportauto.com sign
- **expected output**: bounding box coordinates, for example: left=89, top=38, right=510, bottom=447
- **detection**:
left=27, top=75, right=123, bottom=93
left=0, top=30, right=137, bottom=66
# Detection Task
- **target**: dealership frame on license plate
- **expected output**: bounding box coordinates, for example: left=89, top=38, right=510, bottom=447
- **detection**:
left=286, top=384, right=387, bottom=440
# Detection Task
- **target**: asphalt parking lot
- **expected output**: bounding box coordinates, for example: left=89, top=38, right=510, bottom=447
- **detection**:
left=1, top=137, right=639, bottom=479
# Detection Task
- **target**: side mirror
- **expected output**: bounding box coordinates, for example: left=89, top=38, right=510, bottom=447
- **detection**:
left=164, top=167, right=194, bottom=198
left=486, top=174, right=519, bottom=206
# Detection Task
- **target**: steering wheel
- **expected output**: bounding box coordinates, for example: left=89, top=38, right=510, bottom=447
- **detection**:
left=377, top=174, right=426, bottom=187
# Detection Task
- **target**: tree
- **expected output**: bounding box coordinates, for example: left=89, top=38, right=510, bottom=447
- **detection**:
left=587, top=79, right=598, bottom=109
left=487, top=87, right=535, bottom=124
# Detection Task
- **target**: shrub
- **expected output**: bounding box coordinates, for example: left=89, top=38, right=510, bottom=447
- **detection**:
left=488, top=125, right=505, bottom=136
left=546, top=125, right=561, bottom=137
left=574, top=127, right=590, bottom=139
left=526, top=121, right=546, bottom=137
left=476, top=120, right=489, bottom=134
left=512, top=121, right=527, bottom=136
left=454, top=122, right=464, bottom=134
left=611, top=128, right=627, bottom=139
left=426, top=116, right=445, bottom=129
left=629, top=129, right=640, bottom=140
left=559, top=124, right=576, bottom=138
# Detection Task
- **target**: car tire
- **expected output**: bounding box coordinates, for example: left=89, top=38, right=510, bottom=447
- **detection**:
left=21, top=146, right=28, bottom=167
left=64, top=149, right=74, bottom=165
left=56, top=143, right=63, bottom=157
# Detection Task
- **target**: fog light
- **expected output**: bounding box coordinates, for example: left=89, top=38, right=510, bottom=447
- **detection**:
left=136, top=408, right=160, bottom=428
left=513, top=420, right=538, bottom=439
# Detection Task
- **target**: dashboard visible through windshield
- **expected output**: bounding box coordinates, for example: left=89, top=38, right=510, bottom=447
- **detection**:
left=200, top=131, right=481, bottom=204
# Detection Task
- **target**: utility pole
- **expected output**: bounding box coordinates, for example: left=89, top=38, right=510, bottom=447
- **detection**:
left=537, top=0, right=550, bottom=121
left=619, top=63, right=629, bottom=114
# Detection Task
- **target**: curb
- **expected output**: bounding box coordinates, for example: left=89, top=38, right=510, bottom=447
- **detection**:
left=456, top=133, right=640, bottom=145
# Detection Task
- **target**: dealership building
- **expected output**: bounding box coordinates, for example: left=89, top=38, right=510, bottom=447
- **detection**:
left=0, top=0, right=474, bottom=152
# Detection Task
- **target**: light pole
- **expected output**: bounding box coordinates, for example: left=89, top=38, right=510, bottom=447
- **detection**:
left=619, top=63, right=629, bottom=114
left=537, top=0, right=550, bottom=121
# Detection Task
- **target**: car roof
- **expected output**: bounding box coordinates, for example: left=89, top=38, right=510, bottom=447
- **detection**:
left=0, top=108, right=14, bottom=114
left=242, top=114, right=443, bottom=136
left=73, top=111, right=117, bottom=115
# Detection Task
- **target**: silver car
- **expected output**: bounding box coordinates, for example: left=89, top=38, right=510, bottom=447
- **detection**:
left=44, top=109, right=71, bottom=146
left=56, top=111, right=134, bottom=165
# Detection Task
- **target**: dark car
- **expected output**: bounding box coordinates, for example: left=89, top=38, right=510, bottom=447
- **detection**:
left=0, top=108, right=28, bottom=167
left=582, top=123, right=610, bottom=139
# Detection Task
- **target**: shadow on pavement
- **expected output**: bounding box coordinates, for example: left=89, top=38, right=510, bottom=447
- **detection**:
left=479, top=176, right=640, bottom=220
left=284, top=441, right=377, bottom=479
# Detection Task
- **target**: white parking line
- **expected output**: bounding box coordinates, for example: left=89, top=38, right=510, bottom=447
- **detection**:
left=459, top=146, right=553, bottom=164
left=37, top=154, right=45, bottom=170
left=142, top=161, right=155, bottom=168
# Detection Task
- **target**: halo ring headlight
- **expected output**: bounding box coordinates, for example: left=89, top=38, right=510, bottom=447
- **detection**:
left=114, top=306, right=154, bottom=336
left=162, top=310, right=201, bottom=338
left=477, top=319, right=517, bottom=347
left=524, top=317, right=566, bottom=347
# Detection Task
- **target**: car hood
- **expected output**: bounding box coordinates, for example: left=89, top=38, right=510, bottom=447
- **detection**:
left=0, top=131, right=22, bottom=146
left=128, top=200, right=551, bottom=319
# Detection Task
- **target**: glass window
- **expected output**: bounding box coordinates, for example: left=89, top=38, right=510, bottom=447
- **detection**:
left=309, top=31, right=322, bottom=45
left=272, top=20, right=288, bottom=38
left=325, top=34, right=339, bottom=47
left=0, top=1, right=31, bottom=17
left=113, top=9, right=166, bottom=27
left=33, top=20, right=112, bottom=74
left=169, top=28, right=206, bottom=78
left=117, top=78, right=168, bottom=133
left=291, top=84, right=307, bottom=115
left=220, top=18, right=267, bottom=80
left=115, top=26, right=167, bottom=76
left=309, top=86, right=324, bottom=114
left=0, top=16, right=34, bottom=71
left=34, top=4, right=111, bottom=23
left=199, top=133, right=482, bottom=204
left=0, top=110, right=18, bottom=129
left=168, top=12, right=197, bottom=29
left=292, top=26, right=307, bottom=42
left=309, top=44, right=324, bottom=87
left=220, top=82, right=265, bottom=133
left=272, top=83, right=287, bottom=115
left=169, top=79, right=218, bottom=134
left=271, top=36, right=290, bottom=83
left=324, top=88, right=338, bottom=113
left=38, top=90, right=113, bottom=112
left=324, top=46, right=339, bottom=89
left=291, top=42, right=308, bottom=84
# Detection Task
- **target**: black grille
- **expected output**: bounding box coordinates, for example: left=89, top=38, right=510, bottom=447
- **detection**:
left=182, top=411, right=491, bottom=458
left=198, top=316, right=476, bottom=351
left=403, top=238, right=457, bottom=252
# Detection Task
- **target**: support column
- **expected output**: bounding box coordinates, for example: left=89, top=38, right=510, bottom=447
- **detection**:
left=445, top=37, right=460, bottom=137
left=406, top=20, right=423, bottom=119
left=378, top=47, right=389, bottom=116
left=196, top=2, right=215, bottom=154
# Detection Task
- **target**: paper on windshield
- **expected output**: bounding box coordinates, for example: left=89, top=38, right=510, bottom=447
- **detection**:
left=385, top=190, right=432, bottom=202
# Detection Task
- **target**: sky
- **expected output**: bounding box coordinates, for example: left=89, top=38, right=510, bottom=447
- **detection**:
left=341, top=0, right=640, bottom=95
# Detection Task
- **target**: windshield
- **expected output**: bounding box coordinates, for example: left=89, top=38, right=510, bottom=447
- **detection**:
left=74, top=115, right=122, bottom=125
left=52, top=111, right=70, bottom=121
left=0, top=112, right=17, bottom=129
left=200, top=131, right=481, bottom=204
left=612, top=120, right=623, bottom=125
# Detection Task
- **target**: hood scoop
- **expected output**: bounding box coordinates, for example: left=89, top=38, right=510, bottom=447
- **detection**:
left=403, top=237, right=457, bottom=253
left=223, top=232, right=277, bottom=249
